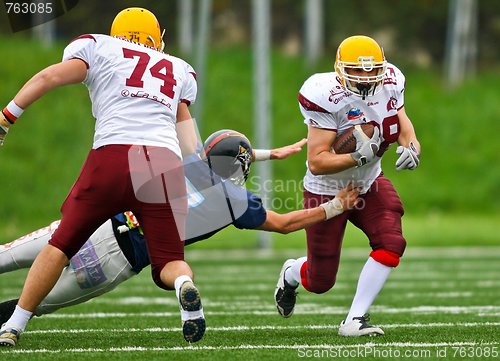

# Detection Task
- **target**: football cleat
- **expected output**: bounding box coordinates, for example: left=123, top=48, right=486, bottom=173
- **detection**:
left=0, top=325, right=21, bottom=347
left=178, top=281, right=205, bottom=343
left=274, top=259, right=298, bottom=318
left=338, top=314, right=384, bottom=336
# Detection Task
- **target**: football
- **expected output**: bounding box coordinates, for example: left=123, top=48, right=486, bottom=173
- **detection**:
left=332, top=123, right=375, bottom=154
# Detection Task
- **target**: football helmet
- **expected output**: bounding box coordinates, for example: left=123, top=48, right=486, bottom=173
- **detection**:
left=203, top=130, right=253, bottom=185
left=110, top=7, right=165, bottom=51
left=335, top=35, right=387, bottom=98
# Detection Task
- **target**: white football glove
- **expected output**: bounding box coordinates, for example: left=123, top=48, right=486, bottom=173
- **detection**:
left=395, top=142, right=420, bottom=171
left=351, top=125, right=381, bottom=167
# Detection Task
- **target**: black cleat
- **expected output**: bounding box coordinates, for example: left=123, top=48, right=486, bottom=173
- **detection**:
left=178, top=281, right=205, bottom=343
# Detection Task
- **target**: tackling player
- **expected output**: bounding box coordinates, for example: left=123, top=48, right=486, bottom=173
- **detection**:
left=0, top=7, right=207, bottom=346
left=274, top=35, right=421, bottom=336
left=0, top=130, right=359, bottom=326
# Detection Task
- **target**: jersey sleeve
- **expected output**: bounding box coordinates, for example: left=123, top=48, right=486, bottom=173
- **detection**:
left=386, top=63, right=406, bottom=110
left=62, top=34, right=97, bottom=67
left=62, top=34, right=97, bottom=83
left=298, top=74, right=338, bottom=131
left=179, top=62, right=197, bottom=106
left=233, top=191, right=267, bottom=229
left=395, top=68, right=406, bottom=109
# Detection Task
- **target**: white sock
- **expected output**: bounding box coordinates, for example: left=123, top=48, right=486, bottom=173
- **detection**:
left=345, top=257, right=392, bottom=322
left=3, top=305, right=32, bottom=331
left=174, top=275, right=193, bottom=300
left=285, top=256, right=307, bottom=287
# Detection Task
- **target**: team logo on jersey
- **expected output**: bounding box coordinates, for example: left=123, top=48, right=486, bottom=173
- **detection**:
left=386, top=97, right=397, bottom=112
left=347, top=108, right=365, bottom=122
left=329, top=84, right=352, bottom=104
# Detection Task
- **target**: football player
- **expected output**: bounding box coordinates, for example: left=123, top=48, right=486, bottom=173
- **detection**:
left=0, top=129, right=359, bottom=327
left=1, top=7, right=208, bottom=346
left=274, top=35, right=421, bottom=336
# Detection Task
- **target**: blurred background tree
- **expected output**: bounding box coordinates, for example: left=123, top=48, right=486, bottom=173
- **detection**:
left=1, top=0, right=499, bottom=69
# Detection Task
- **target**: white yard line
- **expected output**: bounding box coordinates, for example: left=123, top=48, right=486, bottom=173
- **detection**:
left=24, top=321, right=500, bottom=335
left=88, top=289, right=497, bottom=306
left=4, top=341, right=500, bottom=354
left=42, top=305, right=500, bottom=318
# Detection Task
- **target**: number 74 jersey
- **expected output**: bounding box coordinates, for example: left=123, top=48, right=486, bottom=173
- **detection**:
left=63, top=34, right=197, bottom=156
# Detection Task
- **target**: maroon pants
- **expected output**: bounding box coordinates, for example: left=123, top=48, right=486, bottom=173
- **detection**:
left=303, top=174, right=406, bottom=294
left=49, top=145, right=187, bottom=290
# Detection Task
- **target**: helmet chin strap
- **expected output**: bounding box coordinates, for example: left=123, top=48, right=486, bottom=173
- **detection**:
left=147, top=30, right=165, bottom=51
left=356, top=83, right=372, bottom=100
left=159, top=29, right=165, bottom=52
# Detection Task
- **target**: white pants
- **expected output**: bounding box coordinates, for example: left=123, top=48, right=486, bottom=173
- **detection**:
left=0, top=220, right=137, bottom=316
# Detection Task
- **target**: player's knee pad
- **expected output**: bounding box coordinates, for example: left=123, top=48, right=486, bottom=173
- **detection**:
left=370, top=249, right=401, bottom=268
left=300, top=261, right=335, bottom=294
left=299, top=261, right=310, bottom=291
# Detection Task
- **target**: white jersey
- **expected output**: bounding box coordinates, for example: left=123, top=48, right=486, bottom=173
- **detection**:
left=62, top=34, right=197, bottom=157
left=299, top=63, right=406, bottom=195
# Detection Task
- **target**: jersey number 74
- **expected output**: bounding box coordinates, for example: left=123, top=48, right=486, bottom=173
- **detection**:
left=123, top=48, right=177, bottom=99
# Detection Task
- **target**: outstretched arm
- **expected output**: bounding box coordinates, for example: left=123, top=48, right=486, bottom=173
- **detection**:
left=1, top=59, right=88, bottom=145
left=257, top=185, right=359, bottom=234
left=11, top=59, right=87, bottom=111
left=252, top=138, right=307, bottom=162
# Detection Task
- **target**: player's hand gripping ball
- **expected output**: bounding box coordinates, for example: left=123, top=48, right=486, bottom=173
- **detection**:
left=333, top=123, right=380, bottom=167
left=332, top=123, right=375, bottom=154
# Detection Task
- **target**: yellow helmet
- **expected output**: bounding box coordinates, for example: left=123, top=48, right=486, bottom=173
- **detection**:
left=110, top=7, right=164, bottom=51
left=334, top=35, right=387, bottom=98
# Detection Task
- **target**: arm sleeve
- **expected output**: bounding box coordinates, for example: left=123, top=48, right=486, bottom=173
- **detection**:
left=397, top=71, right=406, bottom=109
left=62, top=34, right=96, bottom=82
left=387, top=64, right=406, bottom=109
left=179, top=63, right=197, bottom=106
left=233, top=191, right=267, bottom=229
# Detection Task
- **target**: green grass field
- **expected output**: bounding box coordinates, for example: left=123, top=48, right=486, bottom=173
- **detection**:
left=1, top=247, right=499, bottom=360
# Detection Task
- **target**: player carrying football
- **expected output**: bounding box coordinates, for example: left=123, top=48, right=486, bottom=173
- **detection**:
left=274, top=35, right=421, bottom=336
